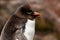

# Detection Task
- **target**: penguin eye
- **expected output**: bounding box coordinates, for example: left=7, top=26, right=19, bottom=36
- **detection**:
left=26, top=12, right=32, bottom=14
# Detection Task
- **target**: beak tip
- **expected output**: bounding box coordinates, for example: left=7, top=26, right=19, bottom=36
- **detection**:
left=34, top=12, right=40, bottom=16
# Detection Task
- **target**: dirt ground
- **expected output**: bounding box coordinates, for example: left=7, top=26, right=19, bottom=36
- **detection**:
left=34, top=32, right=58, bottom=40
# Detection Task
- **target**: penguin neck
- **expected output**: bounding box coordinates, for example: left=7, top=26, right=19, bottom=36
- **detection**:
left=24, top=19, right=35, bottom=40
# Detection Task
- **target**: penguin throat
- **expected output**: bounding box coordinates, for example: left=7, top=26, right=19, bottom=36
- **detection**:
left=24, top=19, right=35, bottom=40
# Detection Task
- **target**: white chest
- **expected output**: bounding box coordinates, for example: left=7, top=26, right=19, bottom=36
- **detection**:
left=24, top=19, right=35, bottom=40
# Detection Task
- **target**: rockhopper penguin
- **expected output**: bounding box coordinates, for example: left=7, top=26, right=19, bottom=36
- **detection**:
left=0, top=4, right=40, bottom=40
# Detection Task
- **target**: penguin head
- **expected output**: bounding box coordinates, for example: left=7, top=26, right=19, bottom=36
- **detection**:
left=16, top=4, right=40, bottom=20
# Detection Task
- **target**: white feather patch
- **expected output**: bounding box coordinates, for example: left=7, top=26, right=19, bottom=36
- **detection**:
left=16, top=39, right=18, bottom=40
left=24, top=19, right=35, bottom=40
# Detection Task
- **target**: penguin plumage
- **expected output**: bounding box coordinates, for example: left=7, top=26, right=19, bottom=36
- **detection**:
left=0, top=4, right=40, bottom=40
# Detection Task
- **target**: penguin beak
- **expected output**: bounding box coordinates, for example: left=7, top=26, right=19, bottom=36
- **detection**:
left=33, top=12, right=40, bottom=17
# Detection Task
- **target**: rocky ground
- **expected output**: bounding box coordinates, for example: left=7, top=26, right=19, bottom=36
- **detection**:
left=34, top=32, right=58, bottom=40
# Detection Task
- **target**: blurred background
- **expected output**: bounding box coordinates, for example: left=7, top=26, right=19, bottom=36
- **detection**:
left=0, top=0, right=60, bottom=40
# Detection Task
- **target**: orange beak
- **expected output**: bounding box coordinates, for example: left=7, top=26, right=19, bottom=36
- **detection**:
left=33, top=12, right=40, bottom=17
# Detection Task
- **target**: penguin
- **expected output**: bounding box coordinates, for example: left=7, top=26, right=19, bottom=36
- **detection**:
left=0, top=4, right=40, bottom=40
